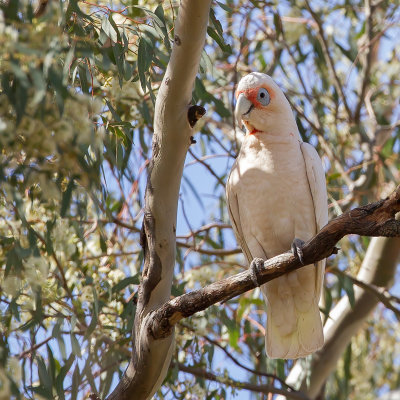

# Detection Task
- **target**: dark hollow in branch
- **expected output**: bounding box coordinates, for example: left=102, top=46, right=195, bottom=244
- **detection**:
left=149, top=185, right=400, bottom=340
left=187, top=105, right=206, bottom=127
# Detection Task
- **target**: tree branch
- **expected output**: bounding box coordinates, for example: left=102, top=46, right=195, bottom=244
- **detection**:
left=176, top=240, right=242, bottom=256
left=354, top=0, right=376, bottom=123
left=330, top=268, right=400, bottom=320
left=149, top=185, right=400, bottom=340
left=179, top=322, right=296, bottom=391
left=34, top=0, right=50, bottom=18
left=106, top=1, right=212, bottom=399
left=188, top=148, right=226, bottom=187
left=304, top=0, right=353, bottom=120
left=175, top=362, right=310, bottom=400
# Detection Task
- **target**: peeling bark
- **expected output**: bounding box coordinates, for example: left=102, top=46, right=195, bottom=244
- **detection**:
left=138, top=211, right=162, bottom=309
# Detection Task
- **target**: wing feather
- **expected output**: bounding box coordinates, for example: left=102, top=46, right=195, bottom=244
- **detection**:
left=226, top=163, right=252, bottom=264
left=300, top=142, right=328, bottom=298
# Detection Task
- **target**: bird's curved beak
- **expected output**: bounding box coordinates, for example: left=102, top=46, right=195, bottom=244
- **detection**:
left=235, top=93, right=253, bottom=130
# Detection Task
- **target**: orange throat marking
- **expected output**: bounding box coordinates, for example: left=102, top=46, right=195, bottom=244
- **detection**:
left=244, top=121, right=262, bottom=135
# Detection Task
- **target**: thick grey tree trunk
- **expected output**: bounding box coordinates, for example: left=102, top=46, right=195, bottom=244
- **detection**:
left=106, top=1, right=212, bottom=399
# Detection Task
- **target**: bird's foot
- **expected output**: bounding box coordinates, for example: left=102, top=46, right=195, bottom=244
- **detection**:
left=291, top=238, right=306, bottom=265
left=250, top=257, right=265, bottom=287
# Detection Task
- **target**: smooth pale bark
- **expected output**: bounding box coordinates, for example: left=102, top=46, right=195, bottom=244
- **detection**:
left=278, top=236, right=400, bottom=399
left=106, top=1, right=212, bottom=399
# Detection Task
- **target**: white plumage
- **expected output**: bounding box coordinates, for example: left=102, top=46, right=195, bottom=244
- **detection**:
left=226, top=72, right=328, bottom=359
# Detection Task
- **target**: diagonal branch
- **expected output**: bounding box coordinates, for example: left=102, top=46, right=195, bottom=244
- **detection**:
left=331, top=268, right=400, bottom=321
left=34, top=0, right=50, bottom=17
left=188, top=148, right=226, bottom=187
left=304, top=0, right=353, bottom=120
left=175, top=362, right=310, bottom=400
left=354, top=0, right=376, bottom=123
left=149, top=185, right=400, bottom=340
left=179, top=322, right=296, bottom=390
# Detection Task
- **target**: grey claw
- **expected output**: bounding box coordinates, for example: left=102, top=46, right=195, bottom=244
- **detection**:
left=250, top=257, right=265, bottom=287
left=291, top=238, right=306, bottom=265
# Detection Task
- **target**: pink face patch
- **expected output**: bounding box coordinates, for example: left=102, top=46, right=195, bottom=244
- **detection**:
left=236, top=85, right=274, bottom=108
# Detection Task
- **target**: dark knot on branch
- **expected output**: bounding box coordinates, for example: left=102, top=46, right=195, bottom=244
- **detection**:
left=188, top=105, right=206, bottom=128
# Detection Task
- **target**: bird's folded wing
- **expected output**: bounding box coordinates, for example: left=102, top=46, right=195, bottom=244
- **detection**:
left=226, top=169, right=252, bottom=264
left=300, top=142, right=329, bottom=297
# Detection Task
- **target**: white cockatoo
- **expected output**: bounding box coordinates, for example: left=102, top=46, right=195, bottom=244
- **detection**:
left=226, top=72, right=328, bottom=359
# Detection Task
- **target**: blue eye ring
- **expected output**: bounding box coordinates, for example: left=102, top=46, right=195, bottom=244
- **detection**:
left=257, top=88, right=270, bottom=106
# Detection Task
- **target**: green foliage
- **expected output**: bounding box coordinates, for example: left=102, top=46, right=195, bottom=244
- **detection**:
left=0, top=0, right=399, bottom=399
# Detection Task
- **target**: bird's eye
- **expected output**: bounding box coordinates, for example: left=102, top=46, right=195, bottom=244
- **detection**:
left=257, top=88, right=270, bottom=106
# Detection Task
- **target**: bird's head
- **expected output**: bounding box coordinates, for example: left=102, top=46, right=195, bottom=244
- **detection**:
left=235, top=72, right=294, bottom=136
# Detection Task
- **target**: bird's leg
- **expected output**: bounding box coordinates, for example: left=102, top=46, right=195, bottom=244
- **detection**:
left=291, top=238, right=306, bottom=265
left=250, top=257, right=265, bottom=287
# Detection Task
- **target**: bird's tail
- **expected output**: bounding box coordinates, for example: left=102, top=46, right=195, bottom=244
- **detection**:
left=262, top=269, right=324, bottom=359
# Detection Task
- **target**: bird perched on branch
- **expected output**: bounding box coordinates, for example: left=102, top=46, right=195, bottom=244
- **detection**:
left=226, top=72, right=328, bottom=359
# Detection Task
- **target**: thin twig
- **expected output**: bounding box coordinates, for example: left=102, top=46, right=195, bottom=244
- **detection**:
left=177, top=222, right=231, bottom=240
left=331, top=268, right=400, bottom=321
left=174, top=362, right=310, bottom=400
left=176, top=239, right=241, bottom=256
left=188, top=148, right=226, bottom=188
left=305, top=0, right=352, bottom=120
left=354, top=0, right=375, bottom=122
left=180, top=323, right=293, bottom=389
left=19, top=336, right=53, bottom=359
